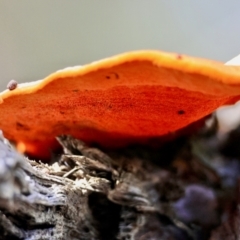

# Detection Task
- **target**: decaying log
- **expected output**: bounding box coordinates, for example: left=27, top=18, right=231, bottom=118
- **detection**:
left=0, top=133, right=188, bottom=240
left=0, top=125, right=240, bottom=240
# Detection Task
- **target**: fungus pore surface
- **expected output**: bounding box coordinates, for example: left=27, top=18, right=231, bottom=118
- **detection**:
left=1, top=50, right=240, bottom=159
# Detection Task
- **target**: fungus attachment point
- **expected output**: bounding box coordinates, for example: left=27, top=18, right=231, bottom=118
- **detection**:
left=7, top=80, right=18, bottom=91
left=1, top=50, right=240, bottom=159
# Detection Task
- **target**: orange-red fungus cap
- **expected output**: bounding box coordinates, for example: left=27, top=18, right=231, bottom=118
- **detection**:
left=1, top=50, right=240, bottom=159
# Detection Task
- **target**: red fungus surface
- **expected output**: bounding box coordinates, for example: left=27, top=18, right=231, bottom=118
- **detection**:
left=1, top=50, right=240, bottom=159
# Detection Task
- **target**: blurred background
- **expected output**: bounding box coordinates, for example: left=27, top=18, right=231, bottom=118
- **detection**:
left=1, top=1, right=240, bottom=91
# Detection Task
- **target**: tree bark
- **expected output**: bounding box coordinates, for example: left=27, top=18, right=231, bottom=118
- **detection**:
left=0, top=132, right=238, bottom=240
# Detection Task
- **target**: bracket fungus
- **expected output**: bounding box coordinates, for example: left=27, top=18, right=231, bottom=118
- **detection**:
left=1, top=50, right=240, bottom=159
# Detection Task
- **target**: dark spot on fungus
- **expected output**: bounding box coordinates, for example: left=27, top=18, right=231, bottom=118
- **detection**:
left=16, top=122, right=30, bottom=131
left=177, top=54, right=182, bottom=60
left=106, top=72, right=119, bottom=80
left=72, top=89, right=79, bottom=92
left=60, top=111, right=65, bottom=114
left=7, top=80, right=18, bottom=91
left=178, top=110, right=185, bottom=115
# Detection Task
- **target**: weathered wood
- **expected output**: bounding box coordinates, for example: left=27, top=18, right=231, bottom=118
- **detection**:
left=0, top=130, right=239, bottom=240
